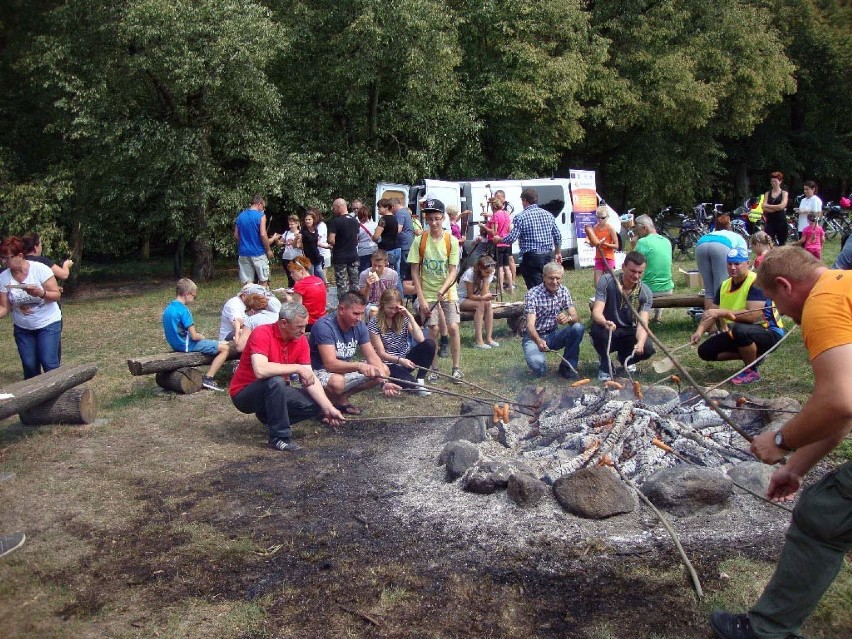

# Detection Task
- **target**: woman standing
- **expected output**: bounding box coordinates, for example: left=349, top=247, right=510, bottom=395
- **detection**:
left=367, top=288, right=435, bottom=393
left=355, top=205, right=379, bottom=272
left=0, top=236, right=63, bottom=378
left=762, top=171, right=789, bottom=246
left=795, top=180, right=823, bottom=233
left=458, top=255, right=499, bottom=349
left=300, top=209, right=327, bottom=282
left=276, top=215, right=304, bottom=287
left=694, top=215, right=748, bottom=310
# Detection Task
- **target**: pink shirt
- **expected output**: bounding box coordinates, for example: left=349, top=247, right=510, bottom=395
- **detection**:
left=801, top=225, right=824, bottom=258
left=492, top=210, right=511, bottom=247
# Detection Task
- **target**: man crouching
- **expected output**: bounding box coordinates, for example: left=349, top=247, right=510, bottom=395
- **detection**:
left=229, top=303, right=344, bottom=452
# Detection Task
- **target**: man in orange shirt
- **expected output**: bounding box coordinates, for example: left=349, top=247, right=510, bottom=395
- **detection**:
left=710, top=246, right=852, bottom=639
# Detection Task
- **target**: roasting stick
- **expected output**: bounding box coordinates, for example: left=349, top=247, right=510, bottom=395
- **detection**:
left=422, top=366, right=539, bottom=409
left=612, top=463, right=704, bottom=599
left=584, top=225, right=754, bottom=443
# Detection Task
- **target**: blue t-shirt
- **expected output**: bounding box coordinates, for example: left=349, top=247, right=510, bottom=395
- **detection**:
left=162, top=299, right=197, bottom=352
left=235, top=208, right=265, bottom=257
left=308, top=314, right=370, bottom=370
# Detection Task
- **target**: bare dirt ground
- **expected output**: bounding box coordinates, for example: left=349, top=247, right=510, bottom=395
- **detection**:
left=1, top=383, right=808, bottom=639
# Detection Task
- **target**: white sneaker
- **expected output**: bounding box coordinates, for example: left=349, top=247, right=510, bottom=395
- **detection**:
left=473, top=342, right=491, bottom=350
left=487, top=340, right=500, bottom=348
left=414, top=379, right=431, bottom=396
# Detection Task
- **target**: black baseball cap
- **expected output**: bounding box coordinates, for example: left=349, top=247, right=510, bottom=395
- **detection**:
left=421, top=198, right=445, bottom=214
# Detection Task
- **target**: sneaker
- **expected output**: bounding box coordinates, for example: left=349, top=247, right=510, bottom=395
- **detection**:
left=487, top=340, right=500, bottom=348
left=625, top=364, right=637, bottom=373
left=452, top=367, right=464, bottom=382
left=557, top=367, right=577, bottom=381
left=202, top=376, right=224, bottom=392
left=731, top=369, right=761, bottom=385
left=0, top=532, right=26, bottom=558
left=414, top=379, right=431, bottom=396
left=426, top=368, right=439, bottom=382
left=598, top=369, right=612, bottom=382
left=709, top=611, right=754, bottom=639
left=473, top=342, right=491, bottom=350
left=268, top=438, right=302, bottom=452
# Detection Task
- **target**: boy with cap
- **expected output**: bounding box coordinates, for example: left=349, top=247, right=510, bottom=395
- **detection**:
left=407, top=198, right=464, bottom=380
left=689, top=246, right=784, bottom=384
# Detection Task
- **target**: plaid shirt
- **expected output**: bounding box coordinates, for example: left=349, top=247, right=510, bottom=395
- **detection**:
left=501, top=204, right=562, bottom=254
left=524, top=283, right=575, bottom=336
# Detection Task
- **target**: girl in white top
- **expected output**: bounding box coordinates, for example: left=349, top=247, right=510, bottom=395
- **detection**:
left=458, top=254, right=499, bottom=349
left=795, top=180, right=823, bottom=232
left=276, top=215, right=304, bottom=287
left=0, top=235, right=63, bottom=378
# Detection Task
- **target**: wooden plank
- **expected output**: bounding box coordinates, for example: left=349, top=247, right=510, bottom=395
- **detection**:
left=127, top=350, right=238, bottom=376
left=0, top=364, right=98, bottom=421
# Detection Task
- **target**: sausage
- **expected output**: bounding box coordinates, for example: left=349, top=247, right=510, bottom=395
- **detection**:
left=632, top=380, right=644, bottom=401
left=571, top=378, right=591, bottom=387
left=584, top=225, right=600, bottom=247
left=603, top=380, right=624, bottom=390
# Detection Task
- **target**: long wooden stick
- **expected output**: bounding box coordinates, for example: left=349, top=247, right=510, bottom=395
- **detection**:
left=415, top=368, right=538, bottom=409
left=377, top=375, right=534, bottom=416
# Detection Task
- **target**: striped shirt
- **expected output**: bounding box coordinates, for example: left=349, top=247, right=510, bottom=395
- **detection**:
left=367, top=315, right=412, bottom=357
left=523, top=283, right=575, bottom=336
left=501, top=204, right=561, bottom=254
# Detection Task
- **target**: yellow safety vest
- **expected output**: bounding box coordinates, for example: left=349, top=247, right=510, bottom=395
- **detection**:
left=719, top=271, right=783, bottom=330
left=748, top=194, right=764, bottom=223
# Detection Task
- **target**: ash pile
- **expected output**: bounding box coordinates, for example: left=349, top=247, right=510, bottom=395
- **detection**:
left=438, top=383, right=801, bottom=519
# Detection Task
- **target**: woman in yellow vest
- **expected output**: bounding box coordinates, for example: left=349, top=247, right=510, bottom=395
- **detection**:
left=689, top=247, right=783, bottom=385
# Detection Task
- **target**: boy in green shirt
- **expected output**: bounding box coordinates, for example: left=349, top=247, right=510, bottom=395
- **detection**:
left=407, top=199, right=463, bottom=380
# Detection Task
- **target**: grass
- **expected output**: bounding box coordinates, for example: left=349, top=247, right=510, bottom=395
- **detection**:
left=0, top=238, right=850, bottom=638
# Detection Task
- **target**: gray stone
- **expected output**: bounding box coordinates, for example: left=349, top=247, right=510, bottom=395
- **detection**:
left=552, top=467, right=637, bottom=519
left=496, top=420, right=530, bottom=448
left=438, top=440, right=481, bottom=481
left=765, top=397, right=801, bottom=428
left=641, top=466, right=733, bottom=516
left=462, top=460, right=512, bottom=494
left=728, top=462, right=775, bottom=496
left=507, top=473, right=548, bottom=507
left=443, top=415, right=488, bottom=444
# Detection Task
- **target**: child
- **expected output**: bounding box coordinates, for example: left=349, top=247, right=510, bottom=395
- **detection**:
left=591, top=205, right=618, bottom=285
left=749, top=231, right=772, bottom=268
left=796, top=212, right=825, bottom=260
left=358, top=249, right=400, bottom=310
left=162, top=278, right=231, bottom=391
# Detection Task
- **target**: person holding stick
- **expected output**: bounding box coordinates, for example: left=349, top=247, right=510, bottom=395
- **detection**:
left=710, top=245, right=852, bottom=639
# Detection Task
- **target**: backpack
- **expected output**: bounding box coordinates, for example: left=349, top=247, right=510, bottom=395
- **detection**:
left=418, top=231, right=452, bottom=264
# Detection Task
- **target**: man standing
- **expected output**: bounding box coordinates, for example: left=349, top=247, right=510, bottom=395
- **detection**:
left=496, top=188, right=562, bottom=289
left=234, top=195, right=277, bottom=287
left=710, top=245, right=852, bottom=639
left=689, top=247, right=783, bottom=385
left=590, top=251, right=655, bottom=381
left=309, top=291, right=400, bottom=414
left=392, top=198, right=416, bottom=280
left=629, top=214, right=674, bottom=321
left=327, top=198, right=360, bottom=293
left=407, top=198, right=464, bottom=380
left=229, top=303, right=344, bottom=452
left=522, top=262, right=585, bottom=379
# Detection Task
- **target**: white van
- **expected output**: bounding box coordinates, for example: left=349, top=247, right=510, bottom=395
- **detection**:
left=375, top=178, right=621, bottom=267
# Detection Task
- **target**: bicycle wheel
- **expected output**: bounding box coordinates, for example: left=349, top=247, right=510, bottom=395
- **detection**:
left=824, top=219, right=839, bottom=240
left=677, top=230, right=700, bottom=259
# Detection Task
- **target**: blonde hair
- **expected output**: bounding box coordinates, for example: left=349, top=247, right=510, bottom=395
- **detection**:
left=176, top=278, right=196, bottom=296
left=376, top=288, right=405, bottom=334
left=755, top=246, right=822, bottom=294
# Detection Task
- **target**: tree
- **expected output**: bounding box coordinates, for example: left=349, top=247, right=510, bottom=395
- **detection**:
left=27, top=0, right=290, bottom=279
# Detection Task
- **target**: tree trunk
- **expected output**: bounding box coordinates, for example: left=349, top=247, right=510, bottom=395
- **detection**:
left=155, top=368, right=203, bottom=394
left=0, top=364, right=98, bottom=421
left=174, top=236, right=186, bottom=279
left=192, top=207, right=214, bottom=282
left=141, top=233, right=151, bottom=259
left=19, top=387, right=98, bottom=425
left=734, top=163, right=750, bottom=202
left=127, top=351, right=237, bottom=376
left=65, top=207, right=85, bottom=292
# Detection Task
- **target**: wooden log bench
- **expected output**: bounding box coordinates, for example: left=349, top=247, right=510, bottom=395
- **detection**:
left=127, top=351, right=239, bottom=394
left=458, top=301, right=525, bottom=334
left=0, top=363, right=99, bottom=425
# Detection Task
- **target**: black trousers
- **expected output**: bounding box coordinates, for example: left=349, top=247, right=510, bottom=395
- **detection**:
left=697, top=323, right=781, bottom=363
left=589, top=323, right=655, bottom=370
left=519, top=251, right=551, bottom=289
left=231, top=376, right=320, bottom=441
left=388, top=339, right=436, bottom=386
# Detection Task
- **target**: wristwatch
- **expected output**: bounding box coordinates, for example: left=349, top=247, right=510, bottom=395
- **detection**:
left=774, top=429, right=792, bottom=451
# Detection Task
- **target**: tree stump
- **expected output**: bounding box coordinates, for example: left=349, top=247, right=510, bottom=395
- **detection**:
left=0, top=363, right=98, bottom=421
left=19, top=387, right=98, bottom=426
left=155, top=367, right=204, bottom=394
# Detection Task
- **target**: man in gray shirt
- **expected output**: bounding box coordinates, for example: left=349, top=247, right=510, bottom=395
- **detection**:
left=393, top=198, right=415, bottom=279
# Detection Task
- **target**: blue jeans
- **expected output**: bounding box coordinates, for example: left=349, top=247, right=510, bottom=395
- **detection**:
left=522, top=323, right=585, bottom=377
left=14, top=320, right=62, bottom=379
left=231, top=376, right=321, bottom=442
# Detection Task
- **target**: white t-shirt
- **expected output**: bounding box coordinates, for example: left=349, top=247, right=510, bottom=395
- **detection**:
left=317, top=221, right=332, bottom=268
left=0, top=261, right=62, bottom=330
left=457, top=267, right=494, bottom=301
left=798, top=195, right=823, bottom=232
left=280, top=230, right=304, bottom=261
left=219, top=296, right=247, bottom=340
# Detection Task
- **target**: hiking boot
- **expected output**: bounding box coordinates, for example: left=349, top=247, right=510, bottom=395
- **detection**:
left=452, top=367, right=464, bottom=382
left=438, top=337, right=449, bottom=358
left=202, top=376, right=225, bottom=392
left=0, top=532, right=26, bottom=558
left=709, top=611, right=754, bottom=639
left=268, top=438, right=302, bottom=452
left=731, top=369, right=761, bottom=385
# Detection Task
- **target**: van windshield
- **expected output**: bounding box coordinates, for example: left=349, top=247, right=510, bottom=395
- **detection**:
left=530, top=185, right=565, bottom=217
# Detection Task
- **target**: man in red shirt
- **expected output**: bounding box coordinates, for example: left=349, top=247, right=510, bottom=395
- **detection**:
left=230, top=302, right=344, bottom=452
